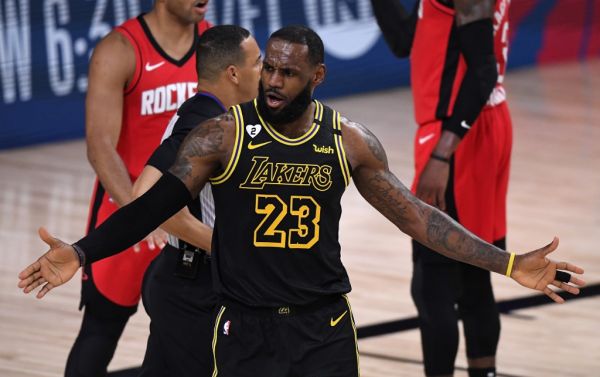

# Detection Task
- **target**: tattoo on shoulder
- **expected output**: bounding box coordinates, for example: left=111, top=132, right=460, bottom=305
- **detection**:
left=170, top=114, right=232, bottom=180
left=342, top=117, right=387, bottom=164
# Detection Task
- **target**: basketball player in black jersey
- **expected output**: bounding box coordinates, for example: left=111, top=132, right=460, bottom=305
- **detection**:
left=20, top=25, right=584, bottom=377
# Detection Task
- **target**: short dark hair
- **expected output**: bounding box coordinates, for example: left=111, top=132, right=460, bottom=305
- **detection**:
left=269, top=25, right=324, bottom=66
left=196, top=25, right=251, bottom=81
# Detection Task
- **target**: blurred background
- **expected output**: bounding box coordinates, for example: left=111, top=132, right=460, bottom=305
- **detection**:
left=2, top=0, right=599, bottom=149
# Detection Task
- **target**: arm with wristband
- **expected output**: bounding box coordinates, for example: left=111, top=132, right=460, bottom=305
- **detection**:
left=19, top=115, right=583, bottom=302
left=17, top=112, right=236, bottom=298
left=75, top=110, right=237, bottom=264
left=416, top=0, right=499, bottom=211
left=131, top=108, right=219, bottom=253
left=15, top=172, right=193, bottom=299
left=17, top=35, right=583, bottom=305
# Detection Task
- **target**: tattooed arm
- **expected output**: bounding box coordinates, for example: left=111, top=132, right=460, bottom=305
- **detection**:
left=341, top=118, right=585, bottom=303
left=17, top=113, right=236, bottom=298
left=73, top=112, right=236, bottom=260
left=169, top=112, right=236, bottom=196
left=341, top=117, right=507, bottom=272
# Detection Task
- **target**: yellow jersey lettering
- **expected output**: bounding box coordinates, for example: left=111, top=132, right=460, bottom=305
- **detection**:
left=240, top=156, right=333, bottom=191
left=313, top=144, right=335, bottom=154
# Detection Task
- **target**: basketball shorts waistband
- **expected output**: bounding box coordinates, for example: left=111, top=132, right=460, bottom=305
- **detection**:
left=219, top=294, right=344, bottom=317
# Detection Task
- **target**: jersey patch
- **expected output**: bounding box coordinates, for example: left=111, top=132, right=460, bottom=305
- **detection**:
left=246, top=124, right=262, bottom=138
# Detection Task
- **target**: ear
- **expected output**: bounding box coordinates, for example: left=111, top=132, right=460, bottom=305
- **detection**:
left=226, top=65, right=239, bottom=85
left=312, top=63, right=326, bottom=87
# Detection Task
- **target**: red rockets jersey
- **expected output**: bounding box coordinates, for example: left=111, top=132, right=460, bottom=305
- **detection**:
left=84, top=16, right=210, bottom=307
left=115, top=16, right=211, bottom=181
left=410, top=0, right=510, bottom=126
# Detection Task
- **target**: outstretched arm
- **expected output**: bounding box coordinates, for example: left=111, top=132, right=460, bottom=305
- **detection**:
left=342, top=119, right=584, bottom=303
left=17, top=113, right=236, bottom=298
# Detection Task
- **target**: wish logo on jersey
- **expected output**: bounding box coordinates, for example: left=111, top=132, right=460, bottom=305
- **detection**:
left=239, top=156, right=333, bottom=191
left=140, top=82, right=198, bottom=115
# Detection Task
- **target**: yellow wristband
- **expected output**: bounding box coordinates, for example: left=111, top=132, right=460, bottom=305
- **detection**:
left=505, top=252, right=516, bottom=277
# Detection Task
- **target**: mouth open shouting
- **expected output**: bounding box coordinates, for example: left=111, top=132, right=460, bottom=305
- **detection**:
left=257, top=81, right=313, bottom=126
left=264, top=89, right=287, bottom=111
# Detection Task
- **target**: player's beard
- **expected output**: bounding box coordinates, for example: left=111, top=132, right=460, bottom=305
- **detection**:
left=256, top=80, right=313, bottom=126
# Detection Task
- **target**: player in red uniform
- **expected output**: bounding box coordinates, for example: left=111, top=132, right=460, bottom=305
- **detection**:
left=67, top=1, right=211, bottom=376
left=372, top=0, right=511, bottom=375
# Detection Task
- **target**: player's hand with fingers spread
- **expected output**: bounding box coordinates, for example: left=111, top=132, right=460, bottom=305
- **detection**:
left=510, top=237, right=585, bottom=303
left=17, top=227, right=81, bottom=299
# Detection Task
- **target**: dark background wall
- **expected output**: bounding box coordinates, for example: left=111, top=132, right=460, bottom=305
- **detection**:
left=1, top=0, right=598, bottom=149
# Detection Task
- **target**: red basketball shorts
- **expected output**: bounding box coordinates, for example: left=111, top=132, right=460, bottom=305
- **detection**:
left=411, top=102, right=513, bottom=243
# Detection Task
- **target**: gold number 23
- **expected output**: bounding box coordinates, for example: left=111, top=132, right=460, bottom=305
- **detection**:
left=254, top=194, right=321, bottom=249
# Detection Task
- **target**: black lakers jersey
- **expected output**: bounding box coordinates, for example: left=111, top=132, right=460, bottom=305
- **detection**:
left=210, top=99, right=353, bottom=307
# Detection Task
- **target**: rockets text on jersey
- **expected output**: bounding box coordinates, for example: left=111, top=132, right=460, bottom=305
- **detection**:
left=140, top=82, right=198, bottom=115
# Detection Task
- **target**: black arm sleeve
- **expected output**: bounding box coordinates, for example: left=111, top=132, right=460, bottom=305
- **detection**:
left=74, top=172, right=193, bottom=265
left=370, top=0, right=419, bottom=57
left=442, top=18, right=498, bottom=138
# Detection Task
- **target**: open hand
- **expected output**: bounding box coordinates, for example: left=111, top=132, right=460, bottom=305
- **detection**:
left=17, top=227, right=81, bottom=298
left=511, top=237, right=585, bottom=303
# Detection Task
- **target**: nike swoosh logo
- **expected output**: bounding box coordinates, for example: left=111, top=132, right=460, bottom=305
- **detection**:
left=330, top=310, right=348, bottom=327
left=461, top=120, right=471, bottom=129
left=247, top=141, right=272, bottom=150
left=418, top=133, right=435, bottom=145
left=145, top=61, right=165, bottom=71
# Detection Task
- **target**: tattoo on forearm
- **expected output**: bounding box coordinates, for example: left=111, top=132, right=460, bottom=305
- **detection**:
left=358, top=169, right=423, bottom=228
left=426, top=209, right=473, bottom=257
left=359, top=168, right=507, bottom=274
left=348, top=114, right=508, bottom=274
left=424, top=206, right=507, bottom=273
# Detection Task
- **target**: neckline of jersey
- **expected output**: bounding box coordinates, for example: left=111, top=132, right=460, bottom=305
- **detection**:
left=137, top=14, right=198, bottom=67
left=253, top=99, right=324, bottom=146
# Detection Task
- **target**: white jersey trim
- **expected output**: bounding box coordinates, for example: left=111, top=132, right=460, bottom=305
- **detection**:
left=161, top=113, right=180, bottom=142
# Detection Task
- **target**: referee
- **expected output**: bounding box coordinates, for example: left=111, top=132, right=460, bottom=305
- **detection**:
left=133, top=25, right=261, bottom=377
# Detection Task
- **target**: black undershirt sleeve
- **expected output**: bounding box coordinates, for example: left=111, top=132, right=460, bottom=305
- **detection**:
left=370, top=0, right=419, bottom=58
left=74, top=172, right=193, bottom=265
left=442, top=18, right=498, bottom=138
